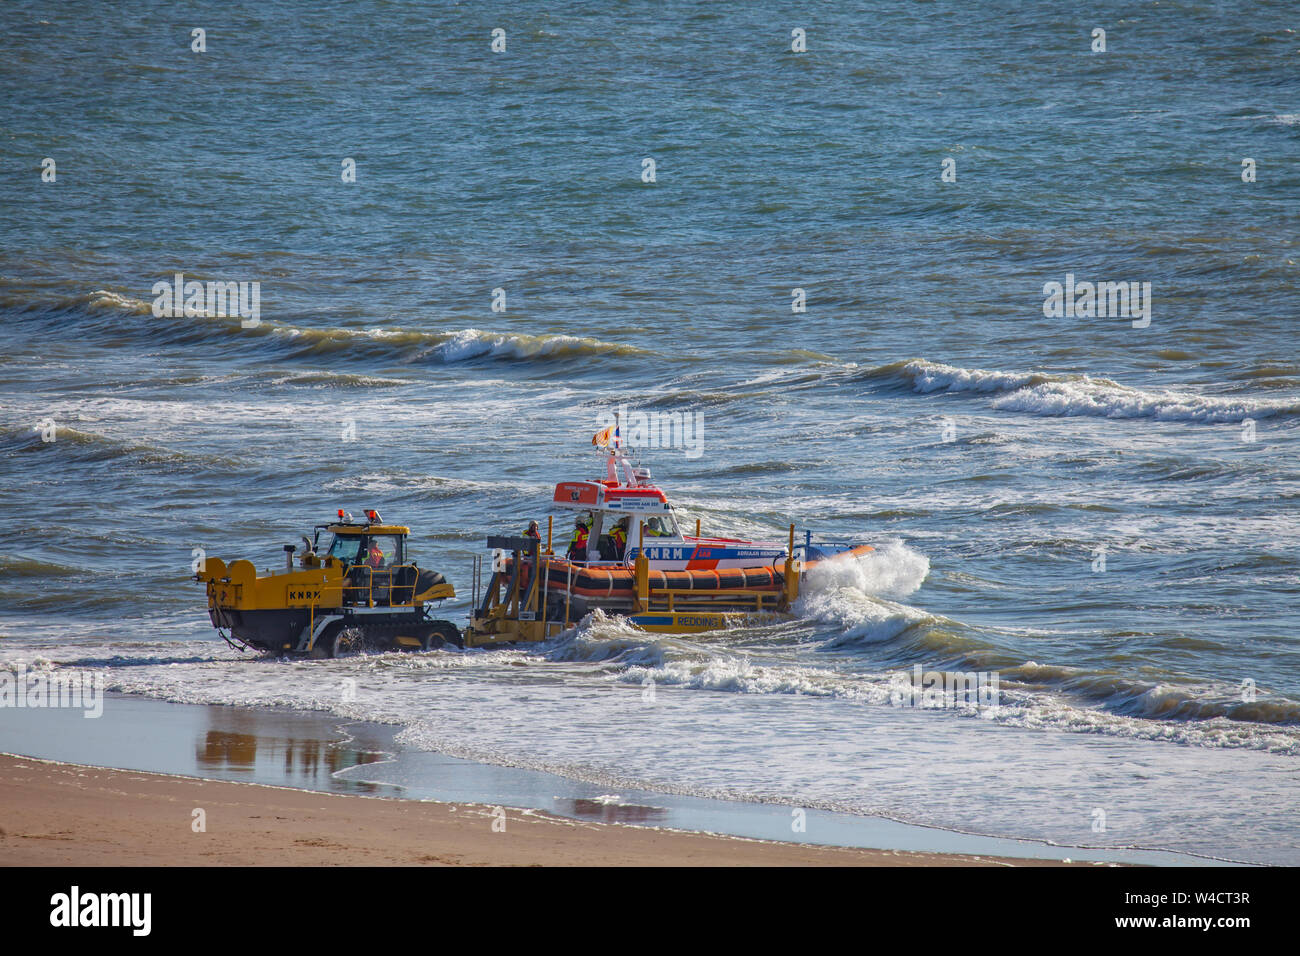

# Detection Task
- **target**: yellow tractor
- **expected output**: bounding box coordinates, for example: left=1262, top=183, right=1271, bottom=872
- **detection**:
left=195, top=509, right=461, bottom=657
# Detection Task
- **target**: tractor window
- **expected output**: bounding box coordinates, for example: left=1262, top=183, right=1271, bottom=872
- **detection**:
left=362, top=535, right=402, bottom=569
left=326, top=535, right=364, bottom=565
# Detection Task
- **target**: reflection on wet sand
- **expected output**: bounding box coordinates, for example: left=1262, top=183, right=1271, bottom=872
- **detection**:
left=195, top=709, right=385, bottom=794
left=561, top=798, right=669, bottom=826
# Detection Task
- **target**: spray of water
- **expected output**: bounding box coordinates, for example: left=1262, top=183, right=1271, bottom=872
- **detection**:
left=796, top=540, right=933, bottom=644
left=804, top=540, right=930, bottom=599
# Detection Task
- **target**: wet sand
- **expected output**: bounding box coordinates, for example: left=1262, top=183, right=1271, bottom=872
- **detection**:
left=0, top=754, right=1085, bottom=867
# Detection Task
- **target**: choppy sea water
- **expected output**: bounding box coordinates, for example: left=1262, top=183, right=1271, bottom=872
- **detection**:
left=1, top=1, right=1297, bottom=863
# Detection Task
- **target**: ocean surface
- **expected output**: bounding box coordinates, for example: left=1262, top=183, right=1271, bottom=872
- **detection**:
left=1, top=1, right=1297, bottom=864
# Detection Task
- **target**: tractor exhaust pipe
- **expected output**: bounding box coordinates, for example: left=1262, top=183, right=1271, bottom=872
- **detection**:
left=284, top=544, right=296, bottom=572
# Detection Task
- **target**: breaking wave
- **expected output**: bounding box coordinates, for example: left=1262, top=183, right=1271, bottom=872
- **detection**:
left=21, top=291, right=653, bottom=367
left=427, top=327, right=651, bottom=363
left=867, top=359, right=1299, bottom=423
left=803, top=539, right=931, bottom=601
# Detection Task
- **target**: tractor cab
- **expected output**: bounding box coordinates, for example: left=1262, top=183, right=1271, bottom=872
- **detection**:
left=311, top=509, right=408, bottom=574
left=307, top=509, right=422, bottom=607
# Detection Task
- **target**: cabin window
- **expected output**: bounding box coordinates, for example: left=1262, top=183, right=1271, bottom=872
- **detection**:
left=643, top=514, right=677, bottom=538
left=362, top=535, right=403, bottom=568
left=325, top=534, right=364, bottom=565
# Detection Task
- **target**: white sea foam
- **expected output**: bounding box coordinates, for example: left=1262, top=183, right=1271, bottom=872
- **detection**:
left=990, top=379, right=1289, bottom=423
left=804, top=539, right=930, bottom=600
left=619, top=655, right=874, bottom=699
left=546, top=611, right=892, bottom=700
left=791, top=540, right=933, bottom=646
left=904, top=360, right=1044, bottom=394
left=320, top=472, right=529, bottom=498
left=87, top=290, right=152, bottom=314
left=431, top=328, right=645, bottom=363
left=900, top=359, right=1297, bottom=423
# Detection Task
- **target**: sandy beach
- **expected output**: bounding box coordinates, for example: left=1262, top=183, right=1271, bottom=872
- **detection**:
left=0, top=754, right=1082, bottom=867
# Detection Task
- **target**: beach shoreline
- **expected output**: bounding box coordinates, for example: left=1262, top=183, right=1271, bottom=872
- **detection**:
left=0, top=753, right=1091, bottom=867
left=0, top=691, right=1220, bottom=866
